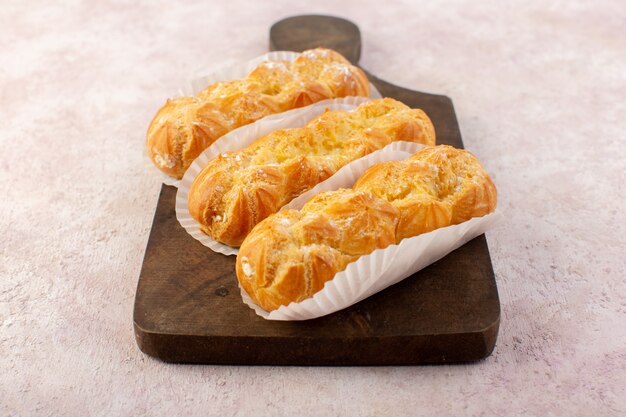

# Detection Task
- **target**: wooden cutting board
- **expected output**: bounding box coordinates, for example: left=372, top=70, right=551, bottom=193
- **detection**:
left=133, top=15, right=500, bottom=365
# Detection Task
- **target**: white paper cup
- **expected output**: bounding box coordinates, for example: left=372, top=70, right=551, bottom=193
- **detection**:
left=241, top=210, right=504, bottom=321
left=148, top=50, right=382, bottom=186
left=175, top=97, right=422, bottom=256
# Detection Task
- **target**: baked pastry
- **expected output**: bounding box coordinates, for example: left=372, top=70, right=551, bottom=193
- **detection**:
left=147, top=48, right=370, bottom=178
left=188, top=98, right=436, bottom=247
left=236, top=145, right=497, bottom=311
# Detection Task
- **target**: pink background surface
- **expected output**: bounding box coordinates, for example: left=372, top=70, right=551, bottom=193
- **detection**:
left=1, top=0, right=625, bottom=415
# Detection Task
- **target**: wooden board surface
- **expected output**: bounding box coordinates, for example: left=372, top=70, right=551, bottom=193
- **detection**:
left=133, top=15, right=500, bottom=365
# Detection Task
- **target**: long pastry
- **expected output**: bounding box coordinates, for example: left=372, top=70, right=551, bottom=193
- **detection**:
left=187, top=98, right=436, bottom=247
left=146, top=48, right=370, bottom=178
left=236, top=145, right=497, bottom=311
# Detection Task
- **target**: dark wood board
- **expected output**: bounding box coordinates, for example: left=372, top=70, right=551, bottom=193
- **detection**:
left=134, top=15, right=500, bottom=365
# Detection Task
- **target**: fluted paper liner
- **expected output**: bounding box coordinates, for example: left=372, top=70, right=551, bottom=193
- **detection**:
left=150, top=50, right=381, bottom=186
left=176, top=95, right=423, bottom=255
left=241, top=211, right=503, bottom=321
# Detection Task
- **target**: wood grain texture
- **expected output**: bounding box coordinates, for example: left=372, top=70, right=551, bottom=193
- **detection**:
left=270, top=15, right=362, bottom=64
left=133, top=14, right=500, bottom=365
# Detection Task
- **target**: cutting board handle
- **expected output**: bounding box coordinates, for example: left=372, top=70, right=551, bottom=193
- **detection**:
left=270, top=15, right=362, bottom=64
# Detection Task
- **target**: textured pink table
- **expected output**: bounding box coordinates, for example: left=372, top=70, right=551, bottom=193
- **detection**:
left=1, top=1, right=624, bottom=415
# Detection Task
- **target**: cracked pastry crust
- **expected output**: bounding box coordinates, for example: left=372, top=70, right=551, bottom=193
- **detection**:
left=146, top=48, right=370, bottom=179
left=187, top=98, right=436, bottom=247
left=236, top=145, right=497, bottom=311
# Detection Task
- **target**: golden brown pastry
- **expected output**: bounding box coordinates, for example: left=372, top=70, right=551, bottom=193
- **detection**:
left=236, top=145, right=497, bottom=311
left=147, top=48, right=370, bottom=178
left=187, top=98, right=436, bottom=247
